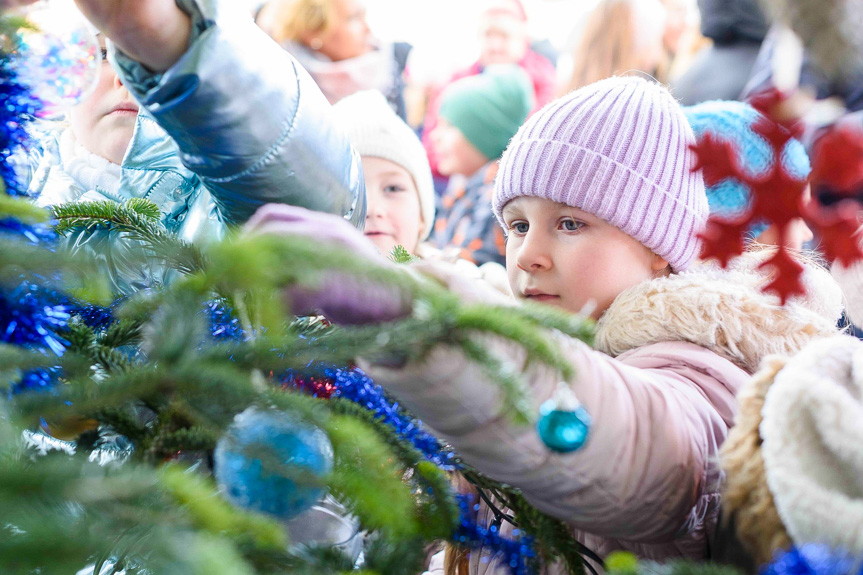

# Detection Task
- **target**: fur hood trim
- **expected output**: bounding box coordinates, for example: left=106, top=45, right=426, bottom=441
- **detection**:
left=594, top=251, right=843, bottom=374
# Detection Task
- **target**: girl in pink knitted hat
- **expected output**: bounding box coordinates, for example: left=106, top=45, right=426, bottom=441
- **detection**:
left=248, top=77, right=843, bottom=573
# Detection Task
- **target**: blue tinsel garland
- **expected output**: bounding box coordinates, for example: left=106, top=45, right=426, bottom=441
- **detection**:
left=0, top=48, right=72, bottom=397
left=762, top=545, right=863, bottom=575
left=204, top=299, right=245, bottom=342
left=284, top=363, right=538, bottom=574
left=455, top=494, right=535, bottom=575
left=324, top=365, right=457, bottom=471
left=0, top=51, right=42, bottom=199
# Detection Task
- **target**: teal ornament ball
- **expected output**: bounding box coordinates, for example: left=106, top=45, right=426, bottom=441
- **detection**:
left=215, top=407, right=333, bottom=520
left=537, top=384, right=592, bottom=453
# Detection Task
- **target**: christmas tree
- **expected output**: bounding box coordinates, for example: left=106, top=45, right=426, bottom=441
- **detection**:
left=4, top=2, right=863, bottom=574
left=0, top=10, right=603, bottom=574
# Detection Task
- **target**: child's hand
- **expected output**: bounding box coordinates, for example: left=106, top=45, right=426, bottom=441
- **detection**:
left=245, top=204, right=383, bottom=262
left=245, top=204, right=412, bottom=325
left=73, top=0, right=191, bottom=72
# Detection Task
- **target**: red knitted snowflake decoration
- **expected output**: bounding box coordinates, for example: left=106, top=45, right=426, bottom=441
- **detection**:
left=690, top=89, right=863, bottom=304
left=811, top=124, right=863, bottom=194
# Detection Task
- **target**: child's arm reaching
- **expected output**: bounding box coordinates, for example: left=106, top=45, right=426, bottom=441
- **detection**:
left=243, top=206, right=746, bottom=545
left=74, top=0, right=365, bottom=227
left=364, top=265, right=745, bottom=545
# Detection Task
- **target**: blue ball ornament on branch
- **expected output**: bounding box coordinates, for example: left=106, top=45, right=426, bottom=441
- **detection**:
left=537, top=382, right=591, bottom=453
left=214, top=407, right=334, bottom=521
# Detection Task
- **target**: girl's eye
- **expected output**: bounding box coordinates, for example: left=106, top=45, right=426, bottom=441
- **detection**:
left=560, top=219, right=584, bottom=232
left=384, top=185, right=405, bottom=193
left=509, top=222, right=529, bottom=234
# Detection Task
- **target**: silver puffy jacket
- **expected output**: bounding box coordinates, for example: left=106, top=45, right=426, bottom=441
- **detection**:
left=22, top=0, right=365, bottom=294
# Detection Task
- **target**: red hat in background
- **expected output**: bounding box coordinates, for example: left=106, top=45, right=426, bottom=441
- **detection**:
left=482, top=0, right=528, bottom=22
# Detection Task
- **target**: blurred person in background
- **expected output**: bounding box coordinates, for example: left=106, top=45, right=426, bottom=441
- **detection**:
left=430, top=66, right=533, bottom=268
left=672, top=0, right=770, bottom=105
left=256, top=0, right=412, bottom=120
left=742, top=26, right=863, bottom=116
left=332, top=90, right=511, bottom=291
left=656, top=0, right=710, bottom=84
left=562, top=0, right=667, bottom=93
left=419, top=0, right=556, bottom=180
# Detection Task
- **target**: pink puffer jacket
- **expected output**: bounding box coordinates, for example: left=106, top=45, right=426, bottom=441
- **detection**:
left=367, top=253, right=843, bottom=574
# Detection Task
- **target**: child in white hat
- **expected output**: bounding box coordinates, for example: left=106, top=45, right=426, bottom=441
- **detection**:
left=333, top=90, right=509, bottom=291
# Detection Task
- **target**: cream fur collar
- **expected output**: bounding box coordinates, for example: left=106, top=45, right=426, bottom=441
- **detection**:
left=594, top=252, right=844, bottom=374
left=59, top=129, right=122, bottom=197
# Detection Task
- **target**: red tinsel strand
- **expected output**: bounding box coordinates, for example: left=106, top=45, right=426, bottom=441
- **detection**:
left=281, top=372, right=337, bottom=399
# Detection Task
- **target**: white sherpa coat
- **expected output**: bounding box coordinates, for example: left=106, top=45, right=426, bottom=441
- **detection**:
left=367, top=252, right=843, bottom=575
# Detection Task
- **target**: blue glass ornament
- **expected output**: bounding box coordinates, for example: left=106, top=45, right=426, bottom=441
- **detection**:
left=214, top=407, right=333, bottom=520
left=537, top=383, right=591, bottom=453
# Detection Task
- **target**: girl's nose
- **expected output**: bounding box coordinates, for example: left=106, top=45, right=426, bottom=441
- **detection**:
left=515, top=230, right=552, bottom=271
left=365, top=192, right=385, bottom=219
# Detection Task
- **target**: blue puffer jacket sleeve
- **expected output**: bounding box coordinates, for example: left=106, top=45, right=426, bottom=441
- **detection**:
left=111, top=0, right=366, bottom=228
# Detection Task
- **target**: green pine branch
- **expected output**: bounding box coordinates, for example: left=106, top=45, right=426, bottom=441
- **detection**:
left=52, top=199, right=207, bottom=276
left=1, top=190, right=603, bottom=573
left=0, top=191, right=49, bottom=223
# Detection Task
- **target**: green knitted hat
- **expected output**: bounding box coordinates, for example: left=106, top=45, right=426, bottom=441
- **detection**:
left=438, top=65, right=534, bottom=161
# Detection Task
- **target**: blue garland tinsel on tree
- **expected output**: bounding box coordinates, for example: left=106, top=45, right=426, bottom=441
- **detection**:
left=280, top=363, right=538, bottom=575
left=0, top=51, right=42, bottom=199
left=325, top=365, right=457, bottom=471
left=762, top=545, right=863, bottom=575
left=455, top=494, right=535, bottom=575
left=204, top=299, right=245, bottom=342
left=0, top=46, right=71, bottom=396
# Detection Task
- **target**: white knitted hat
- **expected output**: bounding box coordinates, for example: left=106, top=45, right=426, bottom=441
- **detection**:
left=760, top=335, right=863, bottom=552
left=333, top=91, right=436, bottom=240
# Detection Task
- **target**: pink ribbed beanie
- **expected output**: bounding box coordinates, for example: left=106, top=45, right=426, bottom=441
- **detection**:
left=493, top=76, right=708, bottom=272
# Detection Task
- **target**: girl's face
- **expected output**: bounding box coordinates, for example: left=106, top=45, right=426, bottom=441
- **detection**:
left=314, top=0, right=372, bottom=62
left=70, top=41, right=139, bottom=165
left=503, top=196, right=668, bottom=319
left=362, top=157, right=423, bottom=256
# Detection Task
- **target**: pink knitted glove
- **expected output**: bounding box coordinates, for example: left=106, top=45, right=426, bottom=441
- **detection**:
left=244, top=204, right=412, bottom=325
